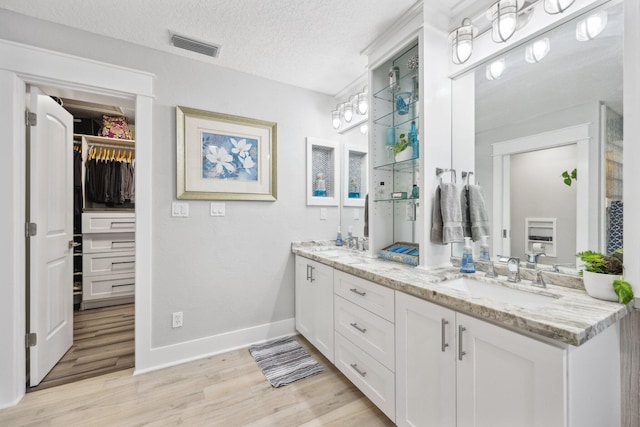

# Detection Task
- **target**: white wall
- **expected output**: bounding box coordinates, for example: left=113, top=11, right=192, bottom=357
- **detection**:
left=0, top=7, right=338, bottom=401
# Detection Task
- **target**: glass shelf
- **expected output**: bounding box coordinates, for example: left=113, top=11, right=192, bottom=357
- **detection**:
left=372, top=105, right=419, bottom=129
left=373, top=197, right=419, bottom=203
left=373, top=70, right=418, bottom=102
left=374, top=157, right=419, bottom=172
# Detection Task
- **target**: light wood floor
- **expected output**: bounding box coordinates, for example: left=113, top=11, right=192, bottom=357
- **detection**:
left=29, top=303, right=135, bottom=392
left=5, top=335, right=394, bottom=427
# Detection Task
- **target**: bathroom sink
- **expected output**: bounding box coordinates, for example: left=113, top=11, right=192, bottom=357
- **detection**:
left=440, top=278, right=557, bottom=309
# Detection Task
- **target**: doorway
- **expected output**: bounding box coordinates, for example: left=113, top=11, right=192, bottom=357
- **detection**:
left=26, top=87, right=137, bottom=391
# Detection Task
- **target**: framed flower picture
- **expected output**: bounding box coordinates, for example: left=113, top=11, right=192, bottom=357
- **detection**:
left=176, top=106, right=277, bottom=201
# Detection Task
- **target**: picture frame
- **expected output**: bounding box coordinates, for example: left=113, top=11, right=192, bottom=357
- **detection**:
left=176, top=106, right=277, bottom=201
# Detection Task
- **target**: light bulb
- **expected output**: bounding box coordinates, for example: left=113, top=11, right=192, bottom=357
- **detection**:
left=331, top=110, right=341, bottom=129
left=343, top=103, right=353, bottom=123
left=357, top=92, right=368, bottom=115
left=359, top=123, right=368, bottom=135
left=525, top=38, right=550, bottom=63
left=576, top=11, right=608, bottom=41
left=544, top=0, right=575, bottom=14
left=486, top=59, right=506, bottom=80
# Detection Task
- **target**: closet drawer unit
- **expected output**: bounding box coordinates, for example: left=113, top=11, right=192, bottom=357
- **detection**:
left=83, top=272, right=135, bottom=301
left=83, top=251, right=135, bottom=277
left=82, top=212, right=135, bottom=234
left=83, top=232, right=135, bottom=253
left=335, top=332, right=395, bottom=422
left=334, top=270, right=394, bottom=322
left=335, top=296, right=395, bottom=371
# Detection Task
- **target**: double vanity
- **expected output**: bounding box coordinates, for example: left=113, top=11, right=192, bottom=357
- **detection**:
left=292, top=242, right=630, bottom=427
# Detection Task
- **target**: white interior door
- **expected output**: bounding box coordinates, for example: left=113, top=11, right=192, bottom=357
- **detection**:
left=28, top=87, right=74, bottom=386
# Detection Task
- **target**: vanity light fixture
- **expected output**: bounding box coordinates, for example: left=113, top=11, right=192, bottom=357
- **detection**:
left=449, top=18, right=477, bottom=64
left=331, top=109, right=341, bottom=129
left=331, top=86, right=369, bottom=131
left=343, top=102, right=354, bottom=123
left=525, top=38, right=550, bottom=63
left=544, top=0, right=576, bottom=14
left=486, top=58, right=506, bottom=80
left=357, top=86, right=368, bottom=115
left=487, top=0, right=525, bottom=43
left=576, top=10, right=608, bottom=41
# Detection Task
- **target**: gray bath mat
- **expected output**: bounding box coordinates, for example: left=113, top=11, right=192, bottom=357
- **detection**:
left=248, top=336, right=324, bottom=388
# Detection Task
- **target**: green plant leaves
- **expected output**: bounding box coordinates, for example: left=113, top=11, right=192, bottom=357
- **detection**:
left=562, top=168, right=577, bottom=186
left=613, top=279, right=634, bottom=304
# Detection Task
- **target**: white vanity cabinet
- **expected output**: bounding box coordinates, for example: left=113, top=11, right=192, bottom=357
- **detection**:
left=396, top=291, right=621, bottom=427
left=294, top=256, right=334, bottom=363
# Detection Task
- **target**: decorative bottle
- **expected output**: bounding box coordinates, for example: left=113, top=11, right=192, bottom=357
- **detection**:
left=336, top=226, right=343, bottom=246
left=314, top=173, right=327, bottom=197
left=409, top=121, right=418, bottom=159
left=460, top=237, right=476, bottom=273
left=479, top=236, right=490, bottom=261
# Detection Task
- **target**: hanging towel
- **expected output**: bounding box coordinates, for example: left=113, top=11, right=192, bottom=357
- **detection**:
left=607, top=200, right=623, bottom=253
left=468, top=184, right=490, bottom=241
left=460, top=187, right=472, bottom=238
left=430, top=186, right=444, bottom=244
left=440, top=182, right=464, bottom=244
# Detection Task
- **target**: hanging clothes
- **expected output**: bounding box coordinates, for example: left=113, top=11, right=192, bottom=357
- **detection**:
left=85, top=149, right=135, bottom=206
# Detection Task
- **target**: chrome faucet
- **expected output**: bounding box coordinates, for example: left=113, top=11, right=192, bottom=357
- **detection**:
left=531, top=268, right=546, bottom=288
left=526, top=252, right=546, bottom=269
left=507, top=257, right=521, bottom=282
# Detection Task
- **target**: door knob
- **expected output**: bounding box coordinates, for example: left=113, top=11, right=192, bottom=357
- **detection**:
left=68, top=240, right=81, bottom=249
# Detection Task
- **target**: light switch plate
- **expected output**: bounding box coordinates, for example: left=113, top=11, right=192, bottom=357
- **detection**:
left=354, top=209, right=360, bottom=220
left=210, top=202, right=226, bottom=217
left=320, top=208, right=327, bottom=220
left=172, top=202, right=189, bottom=217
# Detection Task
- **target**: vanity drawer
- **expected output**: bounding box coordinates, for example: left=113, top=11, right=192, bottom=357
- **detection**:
left=334, top=270, right=394, bottom=322
left=83, top=233, right=135, bottom=253
left=83, top=212, right=135, bottom=234
left=83, top=272, right=135, bottom=301
left=335, top=296, right=395, bottom=371
left=83, top=251, right=135, bottom=277
left=335, top=332, right=395, bottom=422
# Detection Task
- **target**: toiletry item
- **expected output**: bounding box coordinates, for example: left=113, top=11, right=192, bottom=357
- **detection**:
left=314, top=173, right=327, bottom=197
left=347, top=226, right=353, bottom=248
left=336, top=226, right=343, bottom=246
left=411, top=184, right=419, bottom=199
left=386, top=127, right=396, bottom=146
left=460, top=237, right=476, bottom=273
left=409, top=121, right=418, bottom=157
left=479, top=235, right=490, bottom=261
left=396, top=92, right=411, bottom=115
left=348, top=178, right=360, bottom=199
left=388, top=66, right=400, bottom=92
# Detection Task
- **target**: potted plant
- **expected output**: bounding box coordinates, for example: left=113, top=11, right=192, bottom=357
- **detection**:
left=576, top=249, right=633, bottom=303
left=393, top=133, right=413, bottom=162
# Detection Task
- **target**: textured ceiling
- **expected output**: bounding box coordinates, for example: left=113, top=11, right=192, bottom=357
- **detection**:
left=0, top=0, right=430, bottom=95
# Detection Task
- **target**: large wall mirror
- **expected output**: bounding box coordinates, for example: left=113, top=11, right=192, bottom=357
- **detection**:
left=339, top=120, right=368, bottom=240
left=452, top=0, right=623, bottom=274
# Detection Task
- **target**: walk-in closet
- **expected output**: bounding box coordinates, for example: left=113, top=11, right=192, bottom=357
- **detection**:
left=29, top=94, right=136, bottom=391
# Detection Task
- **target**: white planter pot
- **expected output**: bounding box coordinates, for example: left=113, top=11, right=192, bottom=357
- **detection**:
left=582, top=270, right=619, bottom=302
left=395, top=146, right=413, bottom=162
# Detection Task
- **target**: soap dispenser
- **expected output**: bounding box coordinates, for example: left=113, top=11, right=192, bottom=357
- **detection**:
left=479, top=236, right=490, bottom=261
left=336, top=226, right=343, bottom=247
left=460, top=237, right=476, bottom=273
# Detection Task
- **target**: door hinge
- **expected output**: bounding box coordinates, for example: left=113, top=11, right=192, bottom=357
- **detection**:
left=25, top=222, right=37, bottom=237
left=25, top=111, right=37, bottom=127
left=26, top=333, right=37, bottom=348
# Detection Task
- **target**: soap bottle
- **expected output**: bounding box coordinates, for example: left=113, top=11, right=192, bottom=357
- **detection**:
left=336, top=226, right=343, bottom=246
left=460, top=237, right=476, bottom=273
left=408, top=121, right=418, bottom=158
left=479, top=236, right=490, bottom=261
left=347, top=226, right=353, bottom=248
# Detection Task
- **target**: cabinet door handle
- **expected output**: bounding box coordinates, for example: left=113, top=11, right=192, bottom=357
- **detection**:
left=458, top=325, right=466, bottom=361
left=349, top=288, right=366, bottom=297
left=306, top=264, right=312, bottom=281
left=441, top=318, right=449, bottom=352
left=309, top=266, right=315, bottom=282
left=350, top=363, right=367, bottom=377
left=350, top=322, right=367, bottom=333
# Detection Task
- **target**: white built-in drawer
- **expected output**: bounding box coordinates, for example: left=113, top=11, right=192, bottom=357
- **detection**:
left=83, top=251, right=135, bottom=277
left=83, top=212, right=135, bottom=234
left=334, top=270, right=394, bottom=322
left=335, top=296, right=395, bottom=371
left=83, top=233, right=135, bottom=253
left=83, top=272, right=135, bottom=301
left=334, top=332, right=395, bottom=422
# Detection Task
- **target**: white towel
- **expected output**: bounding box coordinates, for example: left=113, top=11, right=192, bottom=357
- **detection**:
left=468, top=184, right=490, bottom=241
left=440, top=183, right=464, bottom=244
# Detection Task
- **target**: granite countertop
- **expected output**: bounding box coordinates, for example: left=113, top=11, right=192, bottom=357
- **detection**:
left=292, top=241, right=631, bottom=347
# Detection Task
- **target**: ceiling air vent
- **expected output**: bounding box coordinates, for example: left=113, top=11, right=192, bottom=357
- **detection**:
left=171, top=33, right=220, bottom=58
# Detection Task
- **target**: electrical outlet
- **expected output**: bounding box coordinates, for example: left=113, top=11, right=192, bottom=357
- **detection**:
left=320, top=208, right=327, bottom=220
left=172, top=311, right=183, bottom=328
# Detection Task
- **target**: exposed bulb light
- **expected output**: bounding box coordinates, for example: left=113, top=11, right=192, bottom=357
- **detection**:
left=343, top=102, right=353, bottom=123
left=576, top=10, right=608, bottom=41
left=449, top=18, right=476, bottom=64
left=486, top=58, right=506, bottom=80
left=544, top=0, right=576, bottom=14
left=525, top=38, right=550, bottom=63
left=331, top=110, right=341, bottom=129
left=487, top=0, right=525, bottom=43
left=357, top=87, right=368, bottom=115
left=359, top=123, right=368, bottom=135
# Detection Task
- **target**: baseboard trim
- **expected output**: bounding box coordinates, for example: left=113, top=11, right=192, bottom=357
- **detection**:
left=134, top=317, right=296, bottom=375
